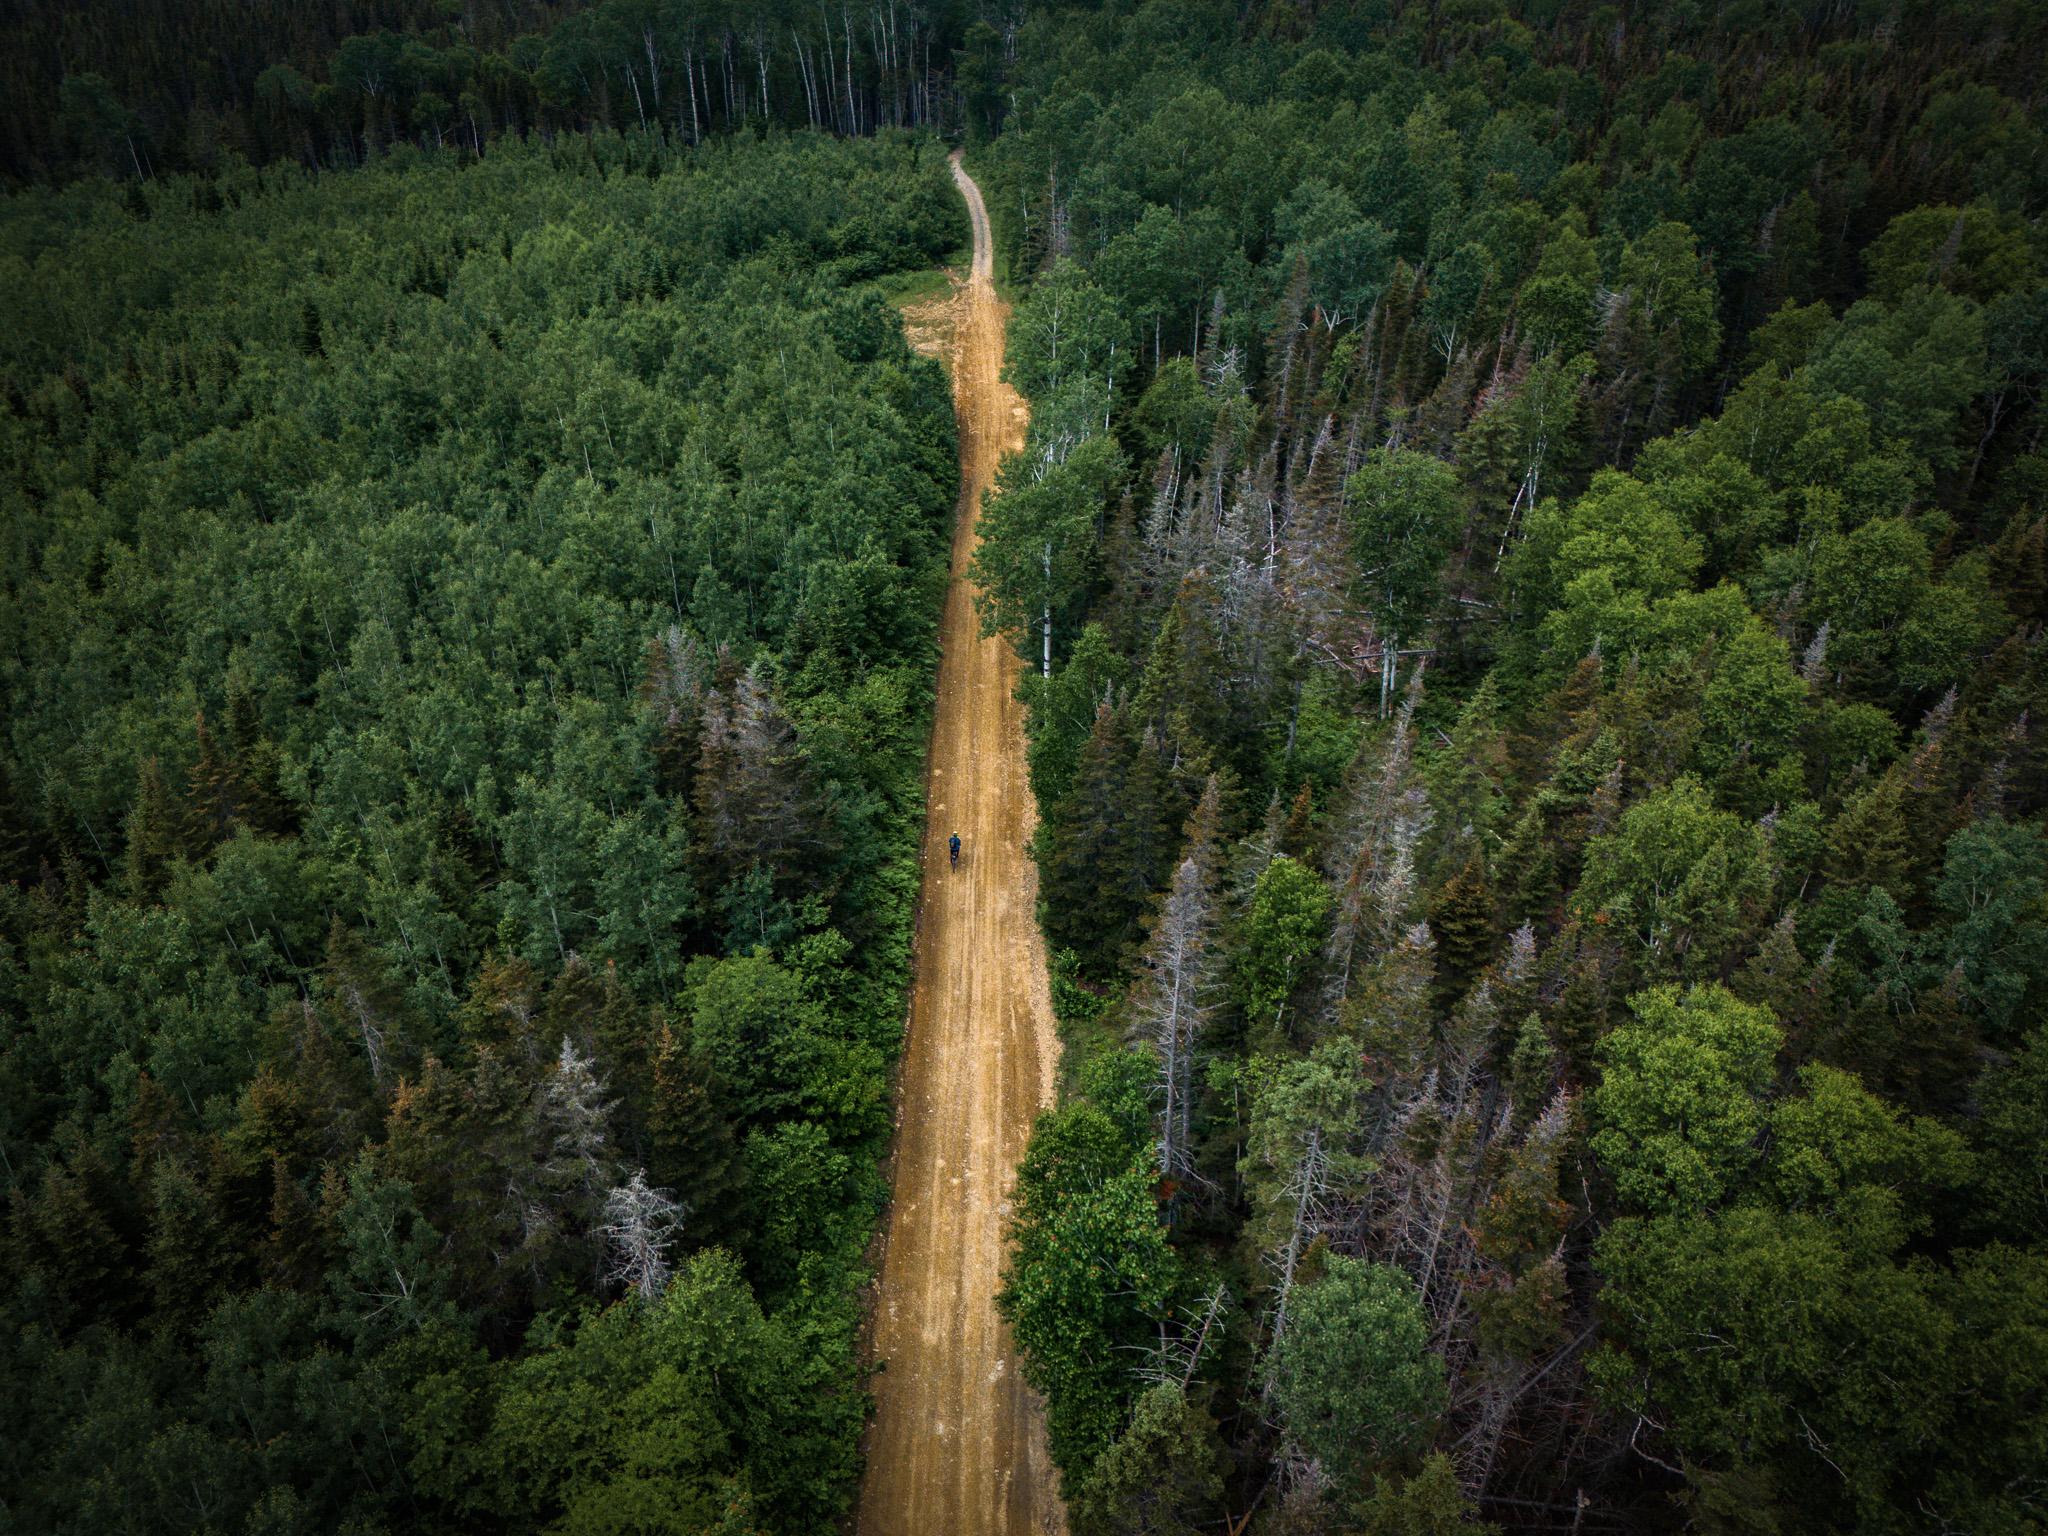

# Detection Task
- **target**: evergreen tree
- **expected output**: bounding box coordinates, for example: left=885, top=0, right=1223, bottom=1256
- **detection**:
left=1067, top=1383, right=1226, bottom=1536
left=647, top=1021, right=748, bottom=1248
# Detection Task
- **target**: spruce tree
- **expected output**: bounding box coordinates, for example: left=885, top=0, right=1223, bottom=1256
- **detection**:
left=1040, top=701, right=1126, bottom=964
left=1428, top=852, right=1495, bottom=1011
left=648, top=1023, right=748, bottom=1249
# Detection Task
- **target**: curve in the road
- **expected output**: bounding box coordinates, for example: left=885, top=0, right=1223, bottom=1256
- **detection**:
left=856, top=153, right=1064, bottom=1536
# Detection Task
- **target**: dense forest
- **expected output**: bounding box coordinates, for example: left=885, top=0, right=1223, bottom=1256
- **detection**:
left=968, top=2, right=2048, bottom=1533
left=0, top=130, right=963, bottom=1529
left=6, top=0, right=2048, bottom=1533
left=1, top=0, right=1004, bottom=186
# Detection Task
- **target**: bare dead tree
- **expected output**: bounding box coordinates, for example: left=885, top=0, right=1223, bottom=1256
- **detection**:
left=1325, top=675, right=1433, bottom=1000
left=1262, top=1122, right=1332, bottom=1393
left=538, top=1034, right=615, bottom=1205
left=1132, top=854, right=1219, bottom=1193
left=1140, top=1281, right=1233, bottom=1393
left=599, top=1168, right=689, bottom=1301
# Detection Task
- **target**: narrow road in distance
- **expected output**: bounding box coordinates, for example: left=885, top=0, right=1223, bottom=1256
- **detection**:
left=857, top=152, right=1065, bottom=1536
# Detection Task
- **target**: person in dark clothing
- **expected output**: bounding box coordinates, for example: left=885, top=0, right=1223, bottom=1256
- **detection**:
left=949, top=832, right=961, bottom=869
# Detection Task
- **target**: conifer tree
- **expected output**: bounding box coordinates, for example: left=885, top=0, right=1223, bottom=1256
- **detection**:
left=1428, top=853, right=1495, bottom=1011
left=1068, top=1383, right=1226, bottom=1536
left=1042, top=703, right=1176, bottom=967
left=648, top=1021, right=748, bottom=1248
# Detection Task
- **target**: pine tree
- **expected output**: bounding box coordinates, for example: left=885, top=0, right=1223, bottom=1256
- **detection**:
left=1544, top=921, right=1617, bottom=1078
left=1735, top=911, right=1819, bottom=1047
left=1824, top=771, right=1913, bottom=900
left=1279, top=783, right=1314, bottom=861
left=1244, top=1042, right=1367, bottom=1370
left=1042, top=699, right=1133, bottom=967
left=643, top=626, right=709, bottom=800
left=1326, top=676, right=1433, bottom=1000
left=541, top=952, right=607, bottom=1055
left=146, top=1156, right=231, bottom=1328
left=594, top=967, right=656, bottom=1164
left=1413, top=345, right=1478, bottom=458
left=323, top=919, right=408, bottom=1087
left=1131, top=572, right=1231, bottom=776
left=220, top=681, right=290, bottom=835
left=185, top=710, right=253, bottom=852
left=693, top=668, right=839, bottom=905
left=297, top=298, right=324, bottom=358
left=285, top=999, right=377, bottom=1161
left=1043, top=703, right=1176, bottom=967
left=262, top=1152, right=326, bottom=1290
left=459, top=952, right=546, bottom=1063
left=535, top=1036, right=615, bottom=1215
left=22, top=1143, right=135, bottom=1331
left=1504, top=1013, right=1558, bottom=1125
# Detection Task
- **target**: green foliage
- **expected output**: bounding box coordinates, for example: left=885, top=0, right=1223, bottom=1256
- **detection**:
left=1350, top=1455, right=1498, bottom=1534
left=7, top=8, right=998, bottom=186
left=329, top=1165, right=458, bottom=1345
left=1591, top=984, right=1781, bottom=1215
left=1067, top=1382, right=1226, bottom=1536
left=1808, top=286, right=1990, bottom=472
left=973, top=432, right=1125, bottom=667
left=1269, top=1257, right=1446, bottom=1492
left=1038, top=702, right=1178, bottom=970
left=1576, top=778, right=1772, bottom=976
left=1132, top=356, right=1216, bottom=467
left=19, top=2, right=2048, bottom=1530
left=1234, top=855, right=1331, bottom=1046
left=424, top=1248, right=864, bottom=1531
left=1021, top=623, right=1129, bottom=810
left=686, top=952, right=825, bottom=1124
left=1864, top=204, right=2039, bottom=305
left=1934, top=816, right=2048, bottom=1037
left=983, top=4, right=2048, bottom=1528
left=1617, top=220, right=1722, bottom=384
left=0, top=128, right=956, bottom=1534
left=1277, top=180, right=1397, bottom=324
left=1765, top=1064, right=1969, bottom=1212
left=1348, top=448, right=1465, bottom=649
left=1003, top=258, right=1133, bottom=403
left=1598, top=1206, right=2048, bottom=1533
left=998, top=1096, right=1178, bottom=1483
left=1518, top=470, right=1703, bottom=666
left=1973, top=1026, right=2048, bottom=1244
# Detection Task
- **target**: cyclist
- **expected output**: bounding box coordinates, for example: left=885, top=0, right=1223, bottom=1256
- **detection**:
left=949, top=832, right=961, bottom=870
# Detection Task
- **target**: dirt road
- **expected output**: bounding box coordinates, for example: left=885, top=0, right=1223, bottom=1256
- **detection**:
left=856, top=155, right=1064, bottom=1536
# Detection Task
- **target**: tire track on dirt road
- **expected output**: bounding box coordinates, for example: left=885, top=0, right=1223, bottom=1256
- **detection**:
left=856, top=153, right=1064, bottom=1536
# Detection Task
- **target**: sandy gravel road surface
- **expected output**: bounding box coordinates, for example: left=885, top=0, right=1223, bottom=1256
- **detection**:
left=856, top=153, right=1065, bottom=1536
